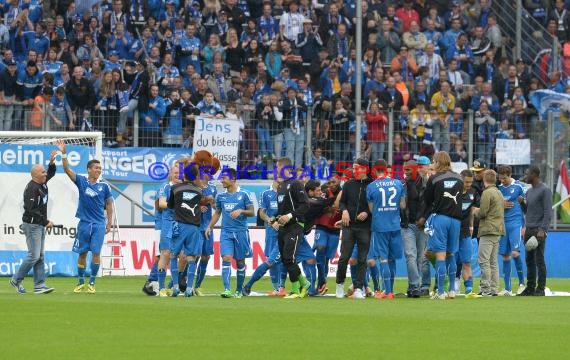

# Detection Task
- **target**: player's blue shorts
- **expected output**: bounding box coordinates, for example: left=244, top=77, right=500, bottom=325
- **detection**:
left=294, top=236, right=316, bottom=263
left=264, top=231, right=280, bottom=264
left=375, top=230, right=403, bottom=260
left=220, top=229, right=252, bottom=260
left=499, top=221, right=523, bottom=255
left=159, top=220, right=178, bottom=251
left=426, top=214, right=460, bottom=253
left=313, top=229, right=340, bottom=259
left=73, top=221, right=106, bottom=255
left=350, top=233, right=377, bottom=260
left=171, top=223, right=202, bottom=256
left=457, top=236, right=473, bottom=263
left=199, top=228, right=214, bottom=256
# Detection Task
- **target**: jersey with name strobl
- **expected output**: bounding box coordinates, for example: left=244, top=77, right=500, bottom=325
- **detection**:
left=366, top=177, right=405, bottom=232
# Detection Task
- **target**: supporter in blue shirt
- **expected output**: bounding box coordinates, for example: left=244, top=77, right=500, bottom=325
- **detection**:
left=107, top=22, right=132, bottom=60
left=139, top=84, right=166, bottom=147
left=16, top=60, right=42, bottom=103
left=196, top=90, right=224, bottom=118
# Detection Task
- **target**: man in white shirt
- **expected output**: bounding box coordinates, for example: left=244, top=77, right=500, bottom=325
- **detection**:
left=280, top=0, right=305, bottom=43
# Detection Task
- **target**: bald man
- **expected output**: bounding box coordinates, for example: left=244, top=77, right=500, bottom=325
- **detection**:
left=9, top=151, right=57, bottom=294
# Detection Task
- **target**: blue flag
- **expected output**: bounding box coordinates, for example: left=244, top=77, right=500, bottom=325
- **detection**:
left=529, top=89, right=570, bottom=120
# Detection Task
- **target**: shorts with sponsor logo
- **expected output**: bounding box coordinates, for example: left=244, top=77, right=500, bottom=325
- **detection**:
left=457, top=236, right=473, bottom=263
left=264, top=230, right=281, bottom=264
left=171, top=223, right=202, bottom=256
left=159, top=220, right=178, bottom=251
left=426, top=214, right=460, bottom=253
left=499, top=221, right=523, bottom=255
left=73, top=221, right=106, bottom=255
left=220, top=229, right=252, bottom=260
left=314, top=229, right=340, bottom=259
left=375, top=230, right=403, bottom=260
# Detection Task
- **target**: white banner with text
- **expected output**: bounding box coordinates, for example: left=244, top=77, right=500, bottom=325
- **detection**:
left=192, top=116, right=240, bottom=169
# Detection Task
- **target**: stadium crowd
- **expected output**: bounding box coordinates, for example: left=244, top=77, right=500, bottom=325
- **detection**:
left=0, top=0, right=566, bottom=170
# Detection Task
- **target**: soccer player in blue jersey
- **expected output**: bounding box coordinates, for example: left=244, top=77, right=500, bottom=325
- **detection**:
left=167, top=163, right=203, bottom=297
left=57, top=140, right=113, bottom=294
left=458, top=170, right=479, bottom=296
left=423, top=151, right=464, bottom=300
left=156, top=162, right=183, bottom=297
left=242, top=180, right=281, bottom=296
left=497, top=165, right=527, bottom=296
left=366, top=159, right=406, bottom=300
left=205, top=168, right=254, bottom=298
left=194, top=173, right=218, bottom=296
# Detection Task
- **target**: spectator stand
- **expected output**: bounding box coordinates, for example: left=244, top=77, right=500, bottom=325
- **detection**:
left=0, top=0, right=566, bottom=203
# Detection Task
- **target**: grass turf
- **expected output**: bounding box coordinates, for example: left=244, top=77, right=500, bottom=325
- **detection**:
left=2, top=277, right=570, bottom=359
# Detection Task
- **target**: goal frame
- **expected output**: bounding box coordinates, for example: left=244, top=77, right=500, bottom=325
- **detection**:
left=0, top=131, right=104, bottom=161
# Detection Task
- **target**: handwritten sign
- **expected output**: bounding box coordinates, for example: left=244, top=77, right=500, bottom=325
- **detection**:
left=193, top=117, right=241, bottom=169
left=495, top=139, right=531, bottom=165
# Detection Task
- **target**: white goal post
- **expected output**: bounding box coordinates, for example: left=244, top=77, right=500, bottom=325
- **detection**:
left=0, top=131, right=103, bottom=161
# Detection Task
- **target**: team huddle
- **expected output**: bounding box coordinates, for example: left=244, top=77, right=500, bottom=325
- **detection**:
left=143, top=149, right=552, bottom=299
left=8, top=140, right=550, bottom=299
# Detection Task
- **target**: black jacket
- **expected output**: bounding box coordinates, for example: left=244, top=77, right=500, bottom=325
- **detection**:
left=277, top=179, right=309, bottom=229
left=22, top=163, right=56, bottom=226
left=66, top=77, right=96, bottom=111
left=402, top=176, right=428, bottom=226
left=378, top=88, right=404, bottom=111
left=339, top=177, right=373, bottom=228
left=254, top=102, right=276, bottom=129
left=281, top=97, right=307, bottom=128
left=424, top=171, right=463, bottom=220
left=304, top=196, right=336, bottom=234
left=0, top=69, right=18, bottom=97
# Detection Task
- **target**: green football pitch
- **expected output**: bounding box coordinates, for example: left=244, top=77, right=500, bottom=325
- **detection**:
left=2, top=277, right=570, bottom=359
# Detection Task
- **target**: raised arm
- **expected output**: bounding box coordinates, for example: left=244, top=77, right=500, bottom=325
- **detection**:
left=55, top=139, right=76, bottom=182
left=46, top=151, right=57, bottom=182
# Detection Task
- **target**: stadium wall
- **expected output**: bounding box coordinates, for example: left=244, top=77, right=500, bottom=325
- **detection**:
left=1, top=228, right=569, bottom=278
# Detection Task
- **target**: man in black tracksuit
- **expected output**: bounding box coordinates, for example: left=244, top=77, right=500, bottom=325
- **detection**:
left=273, top=157, right=310, bottom=298
left=469, top=159, right=486, bottom=243
left=10, top=151, right=57, bottom=294
left=335, top=158, right=373, bottom=298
